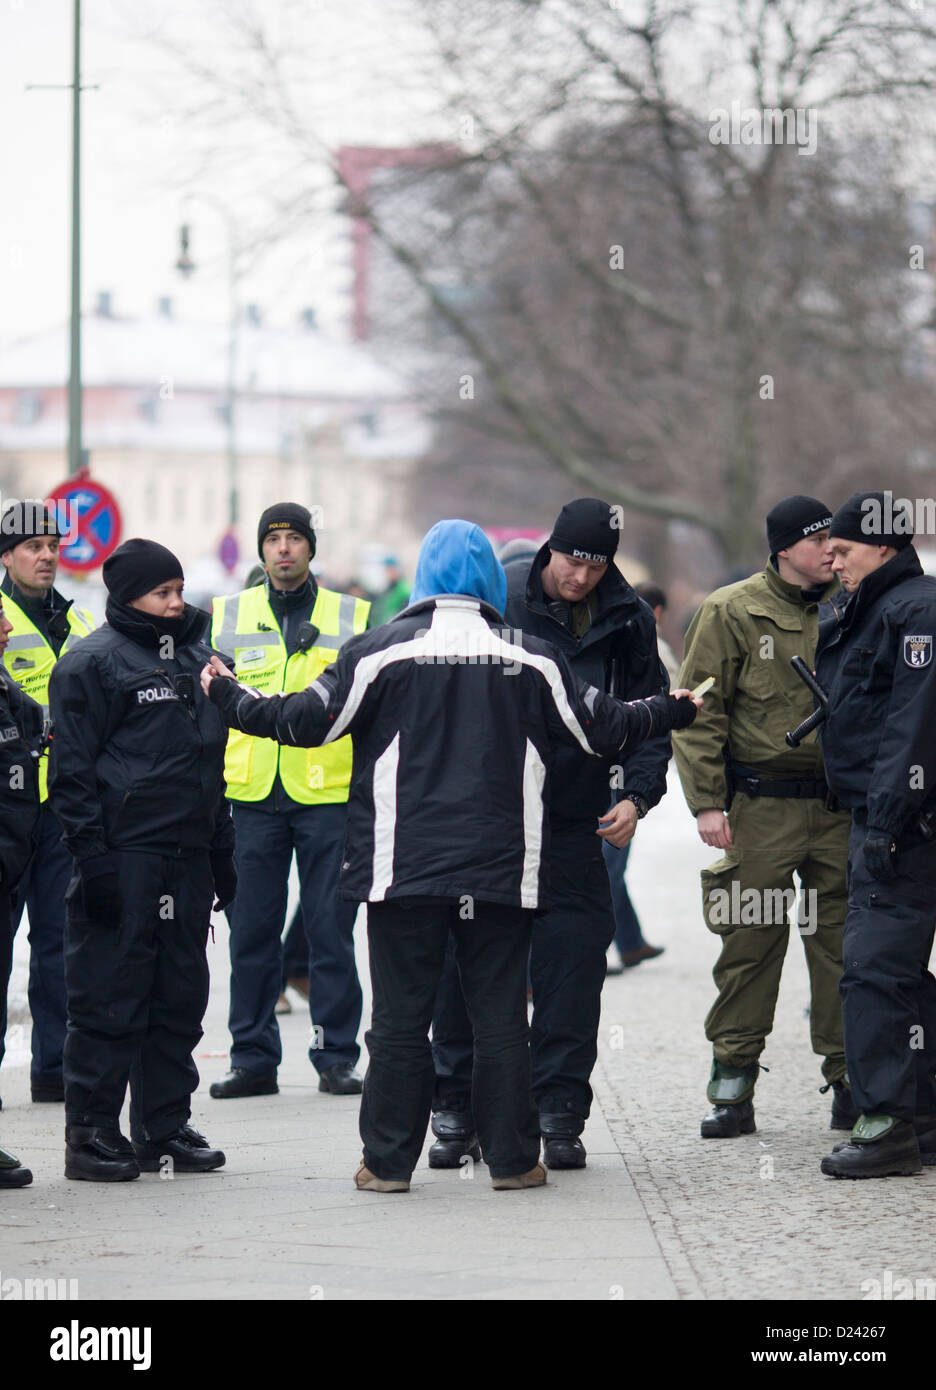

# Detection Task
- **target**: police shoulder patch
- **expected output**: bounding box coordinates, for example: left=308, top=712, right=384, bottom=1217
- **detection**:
left=904, top=634, right=933, bottom=668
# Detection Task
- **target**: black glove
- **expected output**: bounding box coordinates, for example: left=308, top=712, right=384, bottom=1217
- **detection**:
left=79, top=855, right=122, bottom=928
left=666, top=694, right=698, bottom=730
left=864, top=827, right=897, bottom=882
left=210, top=853, right=238, bottom=912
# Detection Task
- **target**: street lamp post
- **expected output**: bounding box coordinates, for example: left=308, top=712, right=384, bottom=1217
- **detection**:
left=175, top=198, right=240, bottom=533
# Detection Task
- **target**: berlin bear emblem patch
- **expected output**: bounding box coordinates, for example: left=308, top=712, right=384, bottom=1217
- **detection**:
left=904, top=635, right=933, bottom=668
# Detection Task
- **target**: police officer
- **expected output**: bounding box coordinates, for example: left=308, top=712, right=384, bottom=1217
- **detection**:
left=209, top=504, right=370, bottom=1099
left=430, top=499, right=672, bottom=1169
left=673, top=496, right=854, bottom=1136
left=0, top=501, right=93, bottom=1103
left=0, top=589, right=45, bottom=1185
left=48, top=540, right=232, bottom=1181
left=815, top=492, right=936, bottom=1178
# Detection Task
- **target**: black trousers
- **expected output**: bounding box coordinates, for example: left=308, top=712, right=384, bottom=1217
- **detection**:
left=841, top=815, right=936, bottom=1120
left=64, top=849, right=213, bottom=1141
left=362, top=899, right=540, bottom=1181
left=432, top=828, right=615, bottom=1133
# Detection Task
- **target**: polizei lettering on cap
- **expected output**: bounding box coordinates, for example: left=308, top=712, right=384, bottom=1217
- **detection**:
left=49, top=1320, right=152, bottom=1370
left=571, top=548, right=609, bottom=562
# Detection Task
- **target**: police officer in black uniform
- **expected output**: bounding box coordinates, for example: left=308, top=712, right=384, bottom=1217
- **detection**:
left=814, top=492, right=936, bottom=1178
left=48, top=540, right=236, bottom=1181
left=430, top=499, right=671, bottom=1168
left=0, top=590, right=45, bottom=1187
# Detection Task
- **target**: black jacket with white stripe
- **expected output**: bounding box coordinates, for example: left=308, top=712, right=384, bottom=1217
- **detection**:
left=207, top=595, right=693, bottom=911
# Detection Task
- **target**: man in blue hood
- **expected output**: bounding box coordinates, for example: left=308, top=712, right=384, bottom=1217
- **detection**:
left=201, top=519, right=700, bottom=1192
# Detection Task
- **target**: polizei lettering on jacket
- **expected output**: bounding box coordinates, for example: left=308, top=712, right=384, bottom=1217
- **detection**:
left=49, top=1319, right=152, bottom=1370
left=136, top=686, right=178, bottom=704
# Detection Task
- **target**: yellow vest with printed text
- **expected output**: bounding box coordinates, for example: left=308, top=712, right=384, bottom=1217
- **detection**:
left=2, top=594, right=95, bottom=801
left=211, top=582, right=369, bottom=805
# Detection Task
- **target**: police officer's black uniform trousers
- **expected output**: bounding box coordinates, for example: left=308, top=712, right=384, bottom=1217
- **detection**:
left=8, top=805, right=70, bottom=1091
left=432, top=824, right=615, bottom=1131
left=842, top=811, right=936, bottom=1120
left=64, top=850, right=213, bottom=1142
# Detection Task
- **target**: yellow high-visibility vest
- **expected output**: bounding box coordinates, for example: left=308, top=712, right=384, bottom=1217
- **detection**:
left=211, top=582, right=369, bottom=805
left=2, top=592, right=95, bottom=801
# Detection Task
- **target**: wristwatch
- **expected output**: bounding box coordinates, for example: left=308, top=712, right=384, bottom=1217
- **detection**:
left=624, top=793, right=649, bottom=819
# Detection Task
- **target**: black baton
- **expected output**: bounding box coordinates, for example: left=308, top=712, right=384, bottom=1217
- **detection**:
left=786, top=655, right=829, bottom=747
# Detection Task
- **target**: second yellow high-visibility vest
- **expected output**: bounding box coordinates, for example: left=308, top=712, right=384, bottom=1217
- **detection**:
left=2, top=592, right=95, bottom=802
left=211, top=582, right=369, bottom=805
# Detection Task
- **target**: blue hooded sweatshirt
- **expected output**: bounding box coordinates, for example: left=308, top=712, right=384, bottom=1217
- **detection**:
left=408, top=520, right=507, bottom=616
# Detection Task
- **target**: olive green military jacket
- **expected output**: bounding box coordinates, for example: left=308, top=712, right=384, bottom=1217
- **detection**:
left=673, top=562, right=839, bottom=815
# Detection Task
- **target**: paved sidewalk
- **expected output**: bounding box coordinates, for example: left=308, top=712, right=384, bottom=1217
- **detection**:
left=3, top=774, right=933, bottom=1301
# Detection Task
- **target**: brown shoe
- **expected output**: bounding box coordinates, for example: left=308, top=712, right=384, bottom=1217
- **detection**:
left=354, top=1162, right=410, bottom=1193
left=620, top=943, right=665, bottom=968
left=275, top=992, right=292, bottom=1015
left=287, top=976, right=310, bottom=1000
left=491, top=1162, right=547, bottom=1190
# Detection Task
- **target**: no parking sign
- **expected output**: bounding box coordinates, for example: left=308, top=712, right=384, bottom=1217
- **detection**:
left=46, top=470, right=122, bottom=573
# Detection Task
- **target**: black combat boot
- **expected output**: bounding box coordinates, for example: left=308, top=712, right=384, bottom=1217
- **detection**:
left=0, top=1146, right=32, bottom=1188
left=701, top=1097, right=756, bottom=1138
left=65, top=1125, right=140, bottom=1182
left=913, top=1115, right=936, bottom=1166
left=132, top=1125, right=226, bottom=1173
left=701, top=1059, right=758, bottom=1138
left=540, top=1113, right=586, bottom=1169
left=428, top=1111, right=481, bottom=1169
left=824, top=1077, right=859, bottom=1131
left=820, top=1114, right=922, bottom=1178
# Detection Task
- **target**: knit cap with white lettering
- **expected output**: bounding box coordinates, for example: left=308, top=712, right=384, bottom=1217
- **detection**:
left=766, top=495, right=833, bottom=556
left=548, top=498, right=620, bottom=565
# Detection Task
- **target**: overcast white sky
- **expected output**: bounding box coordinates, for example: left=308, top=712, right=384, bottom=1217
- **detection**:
left=0, top=0, right=440, bottom=347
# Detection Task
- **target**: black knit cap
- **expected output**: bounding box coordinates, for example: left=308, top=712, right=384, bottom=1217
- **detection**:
left=103, top=538, right=184, bottom=604
left=766, top=495, right=833, bottom=556
left=257, top=503, right=316, bottom=559
left=829, top=491, right=915, bottom=550
left=0, top=501, right=62, bottom=556
left=548, top=498, right=620, bottom=565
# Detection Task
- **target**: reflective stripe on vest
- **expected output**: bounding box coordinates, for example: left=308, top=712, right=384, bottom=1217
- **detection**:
left=2, top=595, right=95, bottom=801
left=211, top=583, right=369, bottom=805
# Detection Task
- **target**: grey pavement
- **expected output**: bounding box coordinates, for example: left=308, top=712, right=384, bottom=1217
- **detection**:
left=2, top=773, right=934, bottom=1301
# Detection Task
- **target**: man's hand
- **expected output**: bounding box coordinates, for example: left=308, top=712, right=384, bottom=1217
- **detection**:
left=200, top=655, right=235, bottom=697
left=597, top=799, right=639, bottom=848
left=864, top=827, right=897, bottom=882
left=673, top=686, right=705, bottom=710
left=697, top=808, right=732, bottom=850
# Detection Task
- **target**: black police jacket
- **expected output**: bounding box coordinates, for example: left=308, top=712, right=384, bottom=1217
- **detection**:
left=0, top=670, right=43, bottom=888
left=48, top=601, right=235, bottom=863
left=815, top=546, right=936, bottom=835
left=504, top=547, right=671, bottom=826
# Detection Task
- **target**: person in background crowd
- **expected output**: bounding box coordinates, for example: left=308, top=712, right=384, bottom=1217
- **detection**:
left=0, top=502, right=94, bottom=1105
left=368, top=554, right=410, bottom=627
left=49, top=539, right=232, bottom=1181
left=603, top=580, right=677, bottom=973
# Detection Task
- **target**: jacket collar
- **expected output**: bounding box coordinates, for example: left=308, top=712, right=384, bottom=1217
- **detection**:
left=395, top=594, right=506, bottom=624
left=0, top=572, right=71, bottom=623
left=763, top=558, right=839, bottom=607
left=105, top=599, right=208, bottom=651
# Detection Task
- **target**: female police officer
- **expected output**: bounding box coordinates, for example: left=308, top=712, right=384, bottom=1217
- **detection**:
left=48, top=540, right=236, bottom=1181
